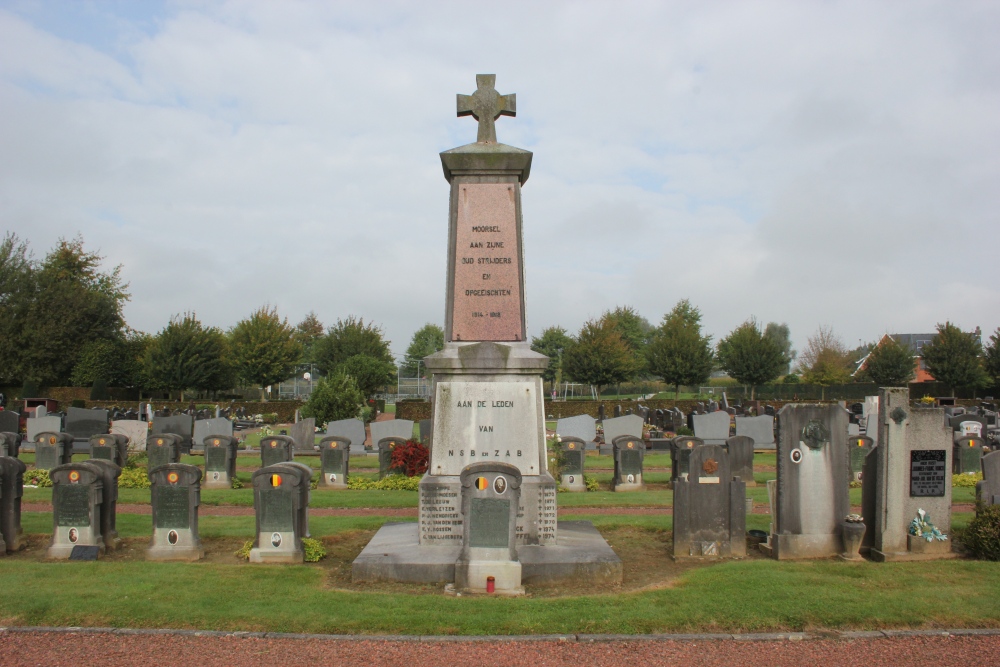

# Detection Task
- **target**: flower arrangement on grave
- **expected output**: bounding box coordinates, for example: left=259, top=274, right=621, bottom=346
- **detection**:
left=844, top=513, right=864, bottom=523
left=909, top=508, right=948, bottom=542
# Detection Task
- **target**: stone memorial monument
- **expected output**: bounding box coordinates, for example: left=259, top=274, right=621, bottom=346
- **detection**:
left=734, top=415, right=775, bottom=449
left=319, top=436, right=350, bottom=489
left=672, top=443, right=746, bottom=560
left=369, top=419, right=414, bottom=448
left=693, top=411, right=731, bottom=445
left=0, top=455, right=26, bottom=552
left=671, top=435, right=705, bottom=482
left=85, top=458, right=122, bottom=551
left=866, top=388, right=955, bottom=561
left=88, top=433, right=129, bottom=467
left=148, top=463, right=204, bottom=561
left=34, top=432, right=74, bottom=470
left=601, top=415, right=644, bottom=455
left=250, top=463, right=312, bottom=563
left=192, top=417, right=234, bottom=453
left=849, top=435, right=874, bottom=481
left=0, top=411, right=20, bottom=437
left=48, top=462, right=105, bottom=558
left=377, top=436, right=407, bottom=479
left=288, top=417, right=316, bottom=453
left=203, top=435, right=240, bottom=489
left=611, top=435, right=644, bottom=491
left=558, top=437, right=587, bottom=492
left=111, top=419, right=148, bottom=451
left=147, top=433, right=182, bottom=471
left=954, top=435, right=987, bottom=474
left=353, top=75, right=620, bottom=588
left=152, top=414, right=194, bottom=455
left=556, top=415, right=597, bottom=450
left=65, top=407, right=109, bottom=451
left=453, top=462, right=523, bottom=594
left=326, top=418, right=368, bottom=455
left=977, top=451, right=1000, bottom=506
left=260, top=435, right=296, bottom=468
left=1, top=431, right=21, bottom=458
left=725, top=435, right=755, bottom=487
left=760, top=404, right=849, bottom=560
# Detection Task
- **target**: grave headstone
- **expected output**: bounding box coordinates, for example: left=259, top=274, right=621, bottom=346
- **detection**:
left=47, top=462, right=105, bottom=559
left=192, top=418, right=234, bottom=453
left=867, top=387, right=955, bottom=561
left=734, top=415, right=776, bottom=450
left=0, top=411, right=19, bottom=436
left=613, top=405, right=622, bottom=418
left=26, top=415, right=61, bottom=443
left=454, top=462, right=523, bottom=594
left=288, top=417, right=317, bottom=453
left=954, top=436, right=987, bottom=474
left=260, top=435, right=296, bottom=468
left=326, top=418, right=368, bottom=455
left=725, top=435, right=755, bottom=487
left=84, top=458, right=122, bottom=550
left=611, top=435, right=644, bottom=491
left=202, top=435, right=240, bottom=489
left=318, top=436, right=350, bottom=489
left=34, top=432, right=74, bottom=470
left=848, top=423, right=860, bottom=436
left=148, top=463, right=204, bottom=561
left=672, top=443, right=746, bottom=560
left=601, top=415, right=644, bottom=455
left=693, top=411, right=731, bottom=445
left=558, top=437, right=586, bottom=492
left=1, top=431, right=21, bottom=458
left=860, top=447, right=878, bottom=555
left=849, top=435, right=874, bottom=481
left=555, top=415, right=597, bottom=450
left=147, top=433, right=182, bottom=471
left=88, top=434, right=129, bottom=467
left=249, top=463, right=312, bottom=563
left=419, top=419, right=432, bottom=444
left=761, top=404, right=849, bottom=560
left=598, top=404, right=606, bottom=421
left=0, top=455, right=27, bottom=552
left=111, top=420, right=147, bottom=451
left=151, top=414, right=195, bottom=454
left=977, top=451, right=1000, bottom=506
left=64, top=407, right=109, bottom=447
left=378, top=437, right=407, bottom=479
left=671, top=436, right=705, bottom=482
left=369, top=419, right=414, bottom=448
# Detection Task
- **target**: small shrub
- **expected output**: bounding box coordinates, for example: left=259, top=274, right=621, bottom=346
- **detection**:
left=389, top=440, right=429, bottom=477
left=235, top=540, right=252, bottom=560
left=676, top=426, right=694, bottom=436
left=24, top=468, right=52, bottom=487
left=962, top=503, right=1000, bottom=560
left=118, top=467, right=151, bottom=489
left=953, top=472, right=983, bottom=488
left=347, top=474, right=421, bottom=491
left=125, top=453, right=147, bottom=469
left=301, top=373, right=363, bottom=425
left=231, top=477, right=244, bottom=489
left=302, top=537, right=326, bottom=562
left=585, top=475, right=600, bottom=492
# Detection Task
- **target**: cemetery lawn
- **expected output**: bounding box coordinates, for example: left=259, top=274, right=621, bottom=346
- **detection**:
left=4, top=511, right=997, bottom=635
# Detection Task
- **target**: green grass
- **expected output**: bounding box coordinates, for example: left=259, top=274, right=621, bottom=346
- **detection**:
left=1, top=511, right=994, bottom=634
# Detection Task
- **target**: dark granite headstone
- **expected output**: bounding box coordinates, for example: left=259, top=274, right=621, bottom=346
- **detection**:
left=202, top=435, right=239, bottom=489
left=151, top=414, right=194, bottom=454
left=455, top=461, right=523, bottom=593
left=0, top=455, right=27, bottom=552
left=377, top=437, right=407, bottom=479
left=977, top=451, right=1000, bottom=506
left=672, top=443, right=746, bottom=559
left=260, top=435, right=296, bottom=468
left=559, top=437, right=586, bottom=491
left=0, top=431, right=20, bottom=458
left=249, top=463, right=312, bottom=562
left=725, top=435, right=755, bottom=487
left=954, top=436, right=986, bottom=474
left=48, top=462, right=105, bottom=558
left=418, top=419, right=432, bottom=444
left=849, top=435, right=874, bottom=481
left=148, top=463, right=203, bottom=560
left=88, top=433, right=129, bottom=467
left=83, top=458, right=122, bottom=550
left=671, top=436, right=705, bottom=482
left=318, top=436, right=350, bottom=488
left=34, top=432, right=74, bottom=470
left=860, top=446, right=878, bottom=554
left=611, top=435, right=644, bottom=491
left=64, top=407, right=109, bottom=443
left=147, top=434, right=182, bottom=471
left=0, top=411, right=19, bottom=436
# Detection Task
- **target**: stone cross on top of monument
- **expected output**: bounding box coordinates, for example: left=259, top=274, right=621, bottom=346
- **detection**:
left=457, top=74, right=516, bottom=144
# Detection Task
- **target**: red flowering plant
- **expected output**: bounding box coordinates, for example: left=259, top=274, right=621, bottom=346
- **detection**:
left=388, top=439, right=429, bottom=477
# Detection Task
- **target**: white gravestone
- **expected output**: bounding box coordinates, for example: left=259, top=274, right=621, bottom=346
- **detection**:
left=734, top=415, right=775, bottom=449
left=327, top=419, right=368, bottom=455
left=369, top=419, right=414, bottom=448
left=555, top=415, right=597, bottom=449
left=111, top=420, right=148, bottom=452
left=27, top=416, right=62, bottom=443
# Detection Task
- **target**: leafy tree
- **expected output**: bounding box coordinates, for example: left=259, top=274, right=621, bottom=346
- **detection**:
left=230, top=305, right=302, bottom=399
left=401, top=323, right=445, bottom=377
left=602, top=305, right=652, bottom=378
left=340, top=353, right=397, bottom=398
left=860, top=336, right=915, bottom=386
left=562, top=318, right=638, bottom=397
left=70, top=333, right=150, bottom=388
left=530, top=326, right=575, bottom=393
left=0, top=233, right=34, bottom=385
left=645, top=299, right=714, bottom=398
left=799, top=326, right=853, bottom=386
left=764, top=322, right=796, bottom=375
left=145, top=313, right=232, bottom=400
left=921, top=322, right=990, bottom=396
left=293, top=311, right=325, bottom=365
left=716, top=318, right=787, bottom=399
left=985, top=328, right=1000, bottom=386
left=301, top=372, right=364, bottom=426
left=314, top=316, right=394, bottom=374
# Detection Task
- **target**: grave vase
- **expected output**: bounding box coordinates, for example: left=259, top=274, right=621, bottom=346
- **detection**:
left=840, top=520, right=866, bottom=561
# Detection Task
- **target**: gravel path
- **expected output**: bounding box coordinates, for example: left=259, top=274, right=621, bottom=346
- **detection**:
left=1, top=630, right=999, bottom=666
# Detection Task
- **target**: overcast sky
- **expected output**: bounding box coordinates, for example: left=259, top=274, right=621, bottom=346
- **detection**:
left=2, top=0, right=998, bottom=361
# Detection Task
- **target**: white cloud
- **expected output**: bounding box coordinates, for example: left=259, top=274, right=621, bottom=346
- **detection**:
left=1, top=0, right=998, bottom=358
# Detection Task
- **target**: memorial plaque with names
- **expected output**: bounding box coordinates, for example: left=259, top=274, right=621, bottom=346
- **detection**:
left=563, top=450, right=584, bottom=476
left=37, top=447, right=58, bottom=470
left=91, top=445, right=114, bottom=461
left=205, top=446, right=228, bottom=472
left=621, top=450, right=642, bottom=476
left=321, top=448, right=344, bottom=471
left=469, top=497, right=510, bottom=548
left=154, top=486, right=191, bottom=529
left=260, top=489, right=294, bottom=532
left=56, top=485, right=91, bottom=527
left=911, top=450, right=947, bottom=497
left=451, top=183, right=524, bottom=342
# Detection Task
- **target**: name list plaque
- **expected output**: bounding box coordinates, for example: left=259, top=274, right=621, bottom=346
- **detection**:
left=450, top=183, right=523, bottom=342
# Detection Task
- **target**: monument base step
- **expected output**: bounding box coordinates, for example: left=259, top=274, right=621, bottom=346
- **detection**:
left=352, top=520, right=623, bottom=586
left=869, top=548, right=959, bottom=562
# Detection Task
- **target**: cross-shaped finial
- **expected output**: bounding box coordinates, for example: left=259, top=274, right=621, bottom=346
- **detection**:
left=457, top=74, right=516, bottom=144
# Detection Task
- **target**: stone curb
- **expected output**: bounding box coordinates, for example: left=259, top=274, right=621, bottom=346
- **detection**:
left=2, top=627, right=1000, bottom=642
